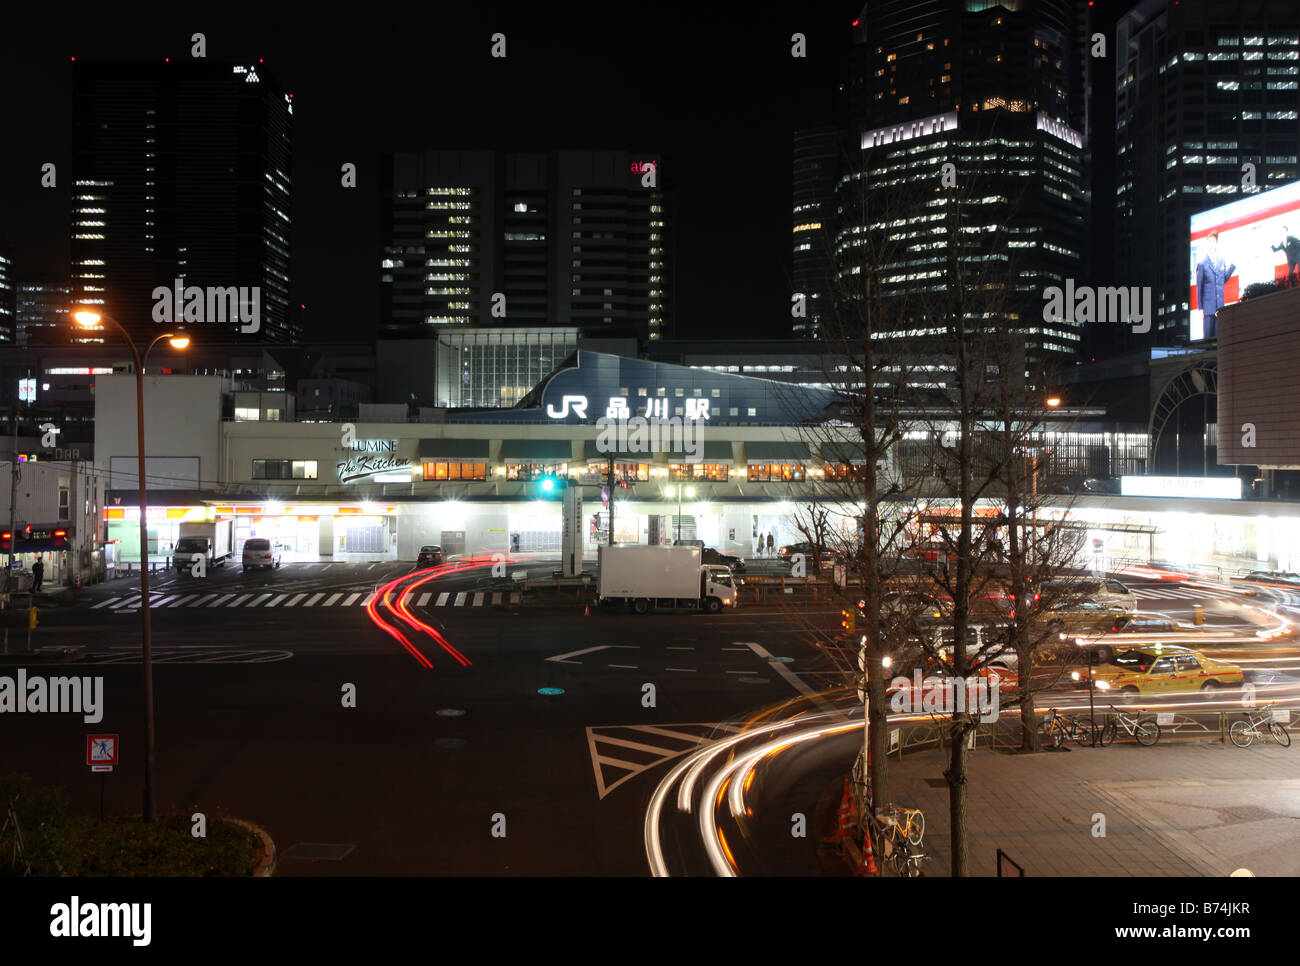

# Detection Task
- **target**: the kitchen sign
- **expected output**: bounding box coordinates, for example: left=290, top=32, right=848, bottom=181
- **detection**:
left=337, top=455, right=413, bottom=484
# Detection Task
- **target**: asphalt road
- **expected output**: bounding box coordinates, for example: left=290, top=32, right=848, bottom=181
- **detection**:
left=3, top=563, right=1295, bottom=875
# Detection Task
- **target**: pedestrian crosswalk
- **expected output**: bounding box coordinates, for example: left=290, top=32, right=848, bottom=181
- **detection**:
left=1134, top=586, right=1221, bottom=601
left=90, top=588, right=508, bottom=612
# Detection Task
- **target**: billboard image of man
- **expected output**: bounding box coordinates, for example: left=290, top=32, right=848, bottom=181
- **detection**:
left=1195, top=231, right=1235, bottom=340
left=1271, top=226, right=1300, bottom=283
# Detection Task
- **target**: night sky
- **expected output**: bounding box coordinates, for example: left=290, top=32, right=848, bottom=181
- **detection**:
left=1, top=7, right=860, bottom=343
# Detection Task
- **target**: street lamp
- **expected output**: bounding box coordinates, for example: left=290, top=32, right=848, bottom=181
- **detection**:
left=73, top=308, right=189, bottom=822
left=665, top=483, right=695, bottom=542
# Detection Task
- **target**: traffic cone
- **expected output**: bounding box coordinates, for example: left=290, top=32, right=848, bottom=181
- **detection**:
left=859, top=825, right=878, bottom=876
left=836, top=777, right=855, bottom=839
left=584, top=604, right=590, bottom=617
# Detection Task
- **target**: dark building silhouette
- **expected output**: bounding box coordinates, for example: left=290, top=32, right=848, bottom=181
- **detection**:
left=381, top=149, right=670, bottom=343
left=70, top=60, right=293, bottom=344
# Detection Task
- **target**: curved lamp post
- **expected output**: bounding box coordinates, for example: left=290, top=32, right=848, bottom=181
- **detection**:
left=73, top=308, right=188, bottom=822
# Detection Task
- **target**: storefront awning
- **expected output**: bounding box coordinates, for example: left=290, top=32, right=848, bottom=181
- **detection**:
left=659, top=441, right=734, bottom=462
left=418, top=438, right=491, bottom=460
left=584, top=439, right=644, bottom=459
left=745, top=441, right=811, bottom=462
left=822, top=440, right=867, bottom=464
left=502, top=440, right=573, bottom=460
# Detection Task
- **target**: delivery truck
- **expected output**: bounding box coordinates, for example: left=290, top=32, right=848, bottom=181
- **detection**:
left=172, top=519, right=234, bottom=572
left=597, top=544, right=739, bottom=614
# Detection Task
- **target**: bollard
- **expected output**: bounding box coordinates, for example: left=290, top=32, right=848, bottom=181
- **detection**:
left=1192, top=604, right=1205, bottom=626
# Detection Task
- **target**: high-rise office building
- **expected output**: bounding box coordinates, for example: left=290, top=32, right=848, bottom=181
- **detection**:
left=1115, top=0, right=1300, bottom=344
left=381, top=149, right=670, bottom=342
left=70, top=60, right=293, bottom=344
left=830, top=0, right=1090, bottom=369
left=16, top=278, right=72, bottom=346
left=792, top=126, right=842, bottom=339
left=0, top=250, right=14, bottom=344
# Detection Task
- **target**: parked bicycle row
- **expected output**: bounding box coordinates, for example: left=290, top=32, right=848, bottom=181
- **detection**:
left=1039, top=704, right=1293, bottom=749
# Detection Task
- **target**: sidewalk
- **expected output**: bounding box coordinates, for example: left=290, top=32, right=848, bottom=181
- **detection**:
left=885, top=739, right=1300, bottom=876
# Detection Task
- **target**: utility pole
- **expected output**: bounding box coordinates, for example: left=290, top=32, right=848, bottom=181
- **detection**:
left=607, top=454, right=615, bottom=545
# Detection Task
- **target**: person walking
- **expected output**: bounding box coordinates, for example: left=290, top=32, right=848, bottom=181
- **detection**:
left=766, top=533, right=775, bottom=556
left=31, top=556, right=44, bottom=594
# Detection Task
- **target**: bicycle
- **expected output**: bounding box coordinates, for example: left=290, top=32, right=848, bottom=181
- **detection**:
left=1229, top=704, right=1292, bottom=748
left=867, top=804, right=927, bottom=877
left=1099, top=705, right=1160, bottom=747
left=1040, top=708, right=1095, bottom=748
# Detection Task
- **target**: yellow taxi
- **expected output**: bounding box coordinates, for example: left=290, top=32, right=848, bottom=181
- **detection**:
left=1085, top=644, right=1244, bottom=696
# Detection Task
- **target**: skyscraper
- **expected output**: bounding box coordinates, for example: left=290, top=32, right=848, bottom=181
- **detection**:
left=0, top=249, right=14, bottom=344
left=70, top=60, right=293, bottom=344
left=381, top=149, right=670, bottom=342
left=1115, top=0, right=1300, bottom=344
left=16, top=277, right=72, bottom=346
left=792, top=126, right=842, bottom=339
left=830, top=0, right=1090, bottom=369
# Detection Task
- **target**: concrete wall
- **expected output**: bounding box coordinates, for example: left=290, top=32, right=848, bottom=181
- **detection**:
left=94, top=375, right=225, bottom=490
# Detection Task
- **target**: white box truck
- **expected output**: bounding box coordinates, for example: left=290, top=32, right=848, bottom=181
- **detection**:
left=172, top=519, right=234, bottom=572
left=597, top=544, right=739, bottom=614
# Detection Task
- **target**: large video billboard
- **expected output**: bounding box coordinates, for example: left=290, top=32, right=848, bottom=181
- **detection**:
left=1189, top=180, right=1300, bottom=341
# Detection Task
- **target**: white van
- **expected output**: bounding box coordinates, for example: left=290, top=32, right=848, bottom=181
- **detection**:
left=1039, top=577, right=1136, bottom=614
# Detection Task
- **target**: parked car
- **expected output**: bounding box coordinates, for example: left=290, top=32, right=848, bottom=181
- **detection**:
left=242, top=538, right=282, bottom=572
left=702, top=547, right=744, bottom=572
left=777, top=542, right=841, bottom=563
left=417, top=545, right=444, bottom=567
left=1083, top=645, right=1244, bottom=696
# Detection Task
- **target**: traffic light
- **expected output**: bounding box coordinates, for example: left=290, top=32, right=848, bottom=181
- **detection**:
left=536, top=474, right=565, bottom=498
left=841, top=607, right=856, bottom=634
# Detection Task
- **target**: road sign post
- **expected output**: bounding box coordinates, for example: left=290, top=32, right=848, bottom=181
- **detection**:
left=87, top=734, right=119, bottom=821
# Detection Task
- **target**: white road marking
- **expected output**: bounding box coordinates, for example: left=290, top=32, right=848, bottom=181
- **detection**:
left=608, top=664, right=639, bottom=669
left=206, top=594, right=235, bottom=607
left=492, top=592, right=502, bottom=605
left=454, top=592, right=467, bottom=606
left=226, top=595, right=254, bottom=607
left=283, top=594, right=307, bottom=607
left=436, top=593, right=450, bottom=606
left=416, top=592, right=432, bottom=606
left=546, top=644, right=639, bottom=664
left=265, top=595, right=288, bottom=607
left=247, top=594, right=273, bottom=607
left=665, top=667, right=697, bottom=672
left=342, top=592, right=362, bottom=606
left=741, top=641, right=832, bottom=709
left=91, top=598, right=121, bottom=609
left=473, top=592, right=484, bottom=606
left=303, top=593, right=324, bottom=606
left=323, top=593, right=343, bottom=606
left=191, top=594, right=218, bottom=607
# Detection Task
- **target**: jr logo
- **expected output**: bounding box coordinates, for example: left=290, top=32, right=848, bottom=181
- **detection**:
left=546, top=395, right=589, bottom=419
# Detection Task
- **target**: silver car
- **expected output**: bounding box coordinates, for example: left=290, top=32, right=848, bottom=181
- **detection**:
left=242, top=538, right=282, bottom=572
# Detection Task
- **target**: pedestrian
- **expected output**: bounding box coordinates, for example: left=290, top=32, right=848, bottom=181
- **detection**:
left=31, top=556, right=44, bottom=594
left=766, top=533, right=775, bottom=556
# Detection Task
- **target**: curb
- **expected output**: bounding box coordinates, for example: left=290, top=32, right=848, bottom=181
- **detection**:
left=226, top=817, right=278, bottom=877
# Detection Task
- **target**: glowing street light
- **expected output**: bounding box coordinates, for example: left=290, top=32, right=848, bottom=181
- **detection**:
left=70, top=306, right=189, bottom=823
